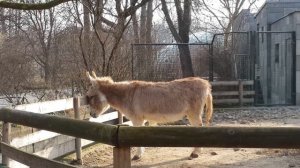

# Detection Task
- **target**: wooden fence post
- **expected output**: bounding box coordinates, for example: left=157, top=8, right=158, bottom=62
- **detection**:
left=118, top=112, right=123, bottom=124
left=73, top=97, right=82, bottom=165
left=113, top=147, right=131, bottom=168
left=238, top=80, right=244, bottom=106
left=2, top=121, right=11, bottom=166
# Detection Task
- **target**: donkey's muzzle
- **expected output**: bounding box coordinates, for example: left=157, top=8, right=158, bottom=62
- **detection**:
left=90, top=112, right=98, bottom=118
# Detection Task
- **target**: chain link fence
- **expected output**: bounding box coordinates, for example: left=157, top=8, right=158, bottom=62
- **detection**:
left=132, top=43, right=210, bottom=81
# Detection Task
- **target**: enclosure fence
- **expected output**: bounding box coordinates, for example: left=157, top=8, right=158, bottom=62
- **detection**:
left=131, top=32, right=252, bottom=82
left=132, top=31, right=296, bottom=106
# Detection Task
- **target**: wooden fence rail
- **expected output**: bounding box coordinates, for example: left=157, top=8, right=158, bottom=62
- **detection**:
left=0, top=108, right=117, bottom=145
left=2, top=108, right=299, bottom=148
left=1, top=96, right=125, bottom=167
left=117, top=126, right=300, bottom=148
left=1, top=108, right=300, bottom=168
left=0, top=95, right=125, bottom=168
left=212, top=80, right=255, bottom=106
left=0, top=142, right=76, bottom=168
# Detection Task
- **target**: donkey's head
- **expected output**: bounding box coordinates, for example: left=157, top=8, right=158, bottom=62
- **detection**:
left=86, top=71, right=111, bottom=118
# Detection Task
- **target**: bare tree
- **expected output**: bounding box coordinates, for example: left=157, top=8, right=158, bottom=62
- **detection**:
left=70, top=0, right=151, bottom=78
left=198, top=0, right=257, bottom=47
left=161, top=0, right=194, bottom=77
left=131, top=0, right=155, bottom=80
left=0, top=0, right=151, bottom=100
left=0, top=35, right=34, bottom=105
left=15, top=7, right=70, bottom=86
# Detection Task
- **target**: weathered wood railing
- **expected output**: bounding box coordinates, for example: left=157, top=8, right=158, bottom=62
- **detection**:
left=0, top=142, right=76, bottom=168
left=0, top=96, right=125, bottom=167
left=212, top=80, right=255, bottom=106
left=1, top=106, right=300, bottom=168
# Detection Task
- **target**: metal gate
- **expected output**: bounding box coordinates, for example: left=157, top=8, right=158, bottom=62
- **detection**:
left=210, top=32, right=253, bottom=81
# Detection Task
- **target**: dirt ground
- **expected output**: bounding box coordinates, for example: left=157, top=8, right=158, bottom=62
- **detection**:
left=61, top=106, right=300, bottom=168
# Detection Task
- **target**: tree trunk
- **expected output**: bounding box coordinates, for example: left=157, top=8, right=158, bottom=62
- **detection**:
left=94, top=0, right=103, bottom=31
left=145, top=0, right=153, bottom=79
left=136, top=3, right=147, bottom=79
left=139, top=4, right=146, bottom=43
left=132, top=10, right=139, bottom=44
left=44, top=61, right=51, bottom=85
left=0, top=8, right=6, bottom=33
left=178, top=44, right=194, bottom=77
left=83, top=0, right=90, bottom=34
left=131, top=0, right=139, bottom=79
left=145, top=1, right=152, bottom=44
left=161, top=0, right=194, bottom=78
left=14, top=10, right=21, bottom=35
left=224, top=23, right=232, bottom=49
left=82, top=0, right=91, bottom=69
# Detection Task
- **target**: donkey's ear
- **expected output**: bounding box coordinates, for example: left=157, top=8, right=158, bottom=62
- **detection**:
left=86, top=71, right=97, bottom=86
left=86, top=71, right=93, bottom=80
left=91, top=71, right=97, bottom=78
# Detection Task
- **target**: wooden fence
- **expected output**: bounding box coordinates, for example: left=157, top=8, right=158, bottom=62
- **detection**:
left=0, top=96, right=126, bottom=167
left=1, top=107, right=300, bottom=168
left=212, top=80, right=255, bottom=106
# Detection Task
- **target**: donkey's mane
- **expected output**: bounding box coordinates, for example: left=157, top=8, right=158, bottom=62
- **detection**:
left=96, top=76, right=114, bottom=83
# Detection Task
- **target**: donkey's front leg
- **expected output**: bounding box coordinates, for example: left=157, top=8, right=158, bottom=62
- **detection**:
left=131, top=119, right=145, bottom=160
left=133, top=147, right=145, bottom=161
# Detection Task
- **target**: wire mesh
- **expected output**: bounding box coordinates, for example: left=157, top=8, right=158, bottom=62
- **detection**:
left=132, top=44, right=210, bottom=81
left=211, top=32, right=251, bottom=80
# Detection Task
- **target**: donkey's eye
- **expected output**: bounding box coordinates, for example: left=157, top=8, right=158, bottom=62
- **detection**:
left=91, top=96, right=96, bottom=102
left=87, top=95, right=96, bottom=104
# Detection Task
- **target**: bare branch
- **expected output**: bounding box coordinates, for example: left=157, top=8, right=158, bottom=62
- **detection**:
left=0, top=0, right=71, bottom=10
left=174, top=0, right=183, bottom=23
left=161, top=0, right=181, bottom=42
left=123, top=0, right=151, bottom=17
left=201, top=0, right=226, bottom=30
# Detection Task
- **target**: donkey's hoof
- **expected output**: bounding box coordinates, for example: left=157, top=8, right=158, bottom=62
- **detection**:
left=132, top=155, right=141, bottom=161
left=189, top=153, right=199, bottom=159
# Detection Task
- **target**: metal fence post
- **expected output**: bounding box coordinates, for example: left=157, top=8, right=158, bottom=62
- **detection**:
left=209, top=44, right=214, bottom=81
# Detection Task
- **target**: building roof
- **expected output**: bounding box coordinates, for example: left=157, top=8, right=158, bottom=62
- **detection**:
left=271, top=11, right=300, bottom=25
left=255, top=1, right=300, bottom=18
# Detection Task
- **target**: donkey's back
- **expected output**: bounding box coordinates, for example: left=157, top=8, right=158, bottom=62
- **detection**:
left=130, top=77, right=211, bottom=123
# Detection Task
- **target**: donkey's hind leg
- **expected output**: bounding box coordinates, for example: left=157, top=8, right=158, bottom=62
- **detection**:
left=187, top=107, right=204, bottom=159
left=131, top=118, right=145, bottom=160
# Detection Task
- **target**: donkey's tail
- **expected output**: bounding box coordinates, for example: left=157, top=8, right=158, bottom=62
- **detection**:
left=205, top=92, right=213, bottom=125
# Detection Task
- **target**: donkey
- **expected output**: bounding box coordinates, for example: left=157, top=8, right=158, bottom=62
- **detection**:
left=86, top=71, right=213, bottom=160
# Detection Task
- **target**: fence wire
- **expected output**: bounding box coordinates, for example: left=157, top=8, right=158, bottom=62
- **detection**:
left=132, top=44, right=210, bottom=81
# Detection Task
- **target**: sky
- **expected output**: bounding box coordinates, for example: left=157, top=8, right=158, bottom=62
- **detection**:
left=149, top=0, right=268, bottom=43
left=152, top=0, right=266, bottom=23
left=247, top=0, right=266, bottom=13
